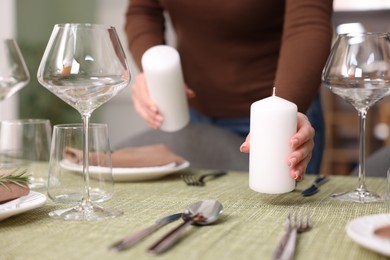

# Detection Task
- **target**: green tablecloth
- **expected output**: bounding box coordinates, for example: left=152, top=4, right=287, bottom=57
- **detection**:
left=1, top=171, right=389, bottom=260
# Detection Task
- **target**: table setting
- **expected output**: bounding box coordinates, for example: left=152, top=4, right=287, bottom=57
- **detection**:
left=1, top=172, right=389, bottom=259
left=1, top=27, right=390, bottom=260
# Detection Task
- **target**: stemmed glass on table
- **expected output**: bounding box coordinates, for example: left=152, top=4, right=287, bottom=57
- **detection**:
left=0, top=39, right=31, bottom=172
left=0, top=39, right=30, bottom=104
left=37, top=24, right=130, bottom=220
left=322, top=32, right=390, bottom=203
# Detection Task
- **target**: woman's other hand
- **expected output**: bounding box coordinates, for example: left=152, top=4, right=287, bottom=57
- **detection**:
left=131, top=73, right=195, bottom=129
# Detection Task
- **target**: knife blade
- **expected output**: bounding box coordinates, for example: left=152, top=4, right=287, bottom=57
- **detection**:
left=109, top=213, right=182, bottom=251
left=301, top=175, right=328, bottom=196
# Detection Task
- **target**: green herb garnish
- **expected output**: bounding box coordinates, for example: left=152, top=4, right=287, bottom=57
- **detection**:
left=0, top=168, right=30, bottom=191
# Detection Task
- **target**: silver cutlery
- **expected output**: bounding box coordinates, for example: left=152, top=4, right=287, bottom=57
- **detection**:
left=301, top=175, right=328, bottom=196
left=147, top=199, right=224, bottom=254
left=109, top=213, right=182, bottom=251
left=181, top=171, right=227, bottom=186
left=273, top=208, right=312, bottom=260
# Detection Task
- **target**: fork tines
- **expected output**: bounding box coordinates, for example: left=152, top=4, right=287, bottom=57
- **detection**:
left=181, top=174, right=205, bottom=186
left=181, top=171, right=227, bottom=186
left=291, top=208, right=311, bottom=232
left=273, top=208, right=312, bottom=260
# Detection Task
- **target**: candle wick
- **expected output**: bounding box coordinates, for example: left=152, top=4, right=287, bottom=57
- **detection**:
left=272, top=87, right=276, bottom=96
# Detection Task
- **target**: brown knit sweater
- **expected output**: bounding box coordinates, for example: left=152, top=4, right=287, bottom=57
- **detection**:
left=125, top=0, right=333, bottom=117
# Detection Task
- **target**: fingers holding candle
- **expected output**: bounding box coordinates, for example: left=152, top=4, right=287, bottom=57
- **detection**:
left=131, top=73, right=163, bottom=129
left=290, top=113, right=315, bottom=150
left=131, top=75, right=196, bottom=130
left=288, top=112, right=315, bottom=180
left=240, top=134, right=250, bottom=153
left=185, top=86, right=196, bottom=99
left=241, top=112, right=315, bottom=182
left=141, top=45, right=190, bottom=132
left=290, top=153, right=312, bottom=181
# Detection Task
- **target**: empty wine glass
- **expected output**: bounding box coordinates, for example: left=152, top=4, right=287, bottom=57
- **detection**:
left=47, top=124, right=114, bottom=218
left=37, top=24, right=130, bottom=220
left=0, top=39, right=30, bottom=101
left=322, top=32, right=390, bottom=203
left=0, top=119, right=51, bottom=189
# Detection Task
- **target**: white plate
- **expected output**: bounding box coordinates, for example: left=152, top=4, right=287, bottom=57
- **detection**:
left=346, top=213, right=390, bottom=256
left=60, top=159, right=190, bottom=182
left=0, top=191, right=47, bottom=221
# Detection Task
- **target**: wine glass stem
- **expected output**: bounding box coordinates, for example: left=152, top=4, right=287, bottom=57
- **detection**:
left=81, top=113, right=92, bottom=209
left=357, top=109, right=367, bottom=192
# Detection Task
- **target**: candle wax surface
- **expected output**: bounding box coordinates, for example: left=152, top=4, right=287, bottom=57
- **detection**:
left=141, top=45, right=189, bottom=132
left=249, top=95, right=297, bottom=194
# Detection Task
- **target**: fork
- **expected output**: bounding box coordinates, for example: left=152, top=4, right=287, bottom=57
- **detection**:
left=273, top=208, right=312, bottom=260
left=181, top=171, right=227, bottom=186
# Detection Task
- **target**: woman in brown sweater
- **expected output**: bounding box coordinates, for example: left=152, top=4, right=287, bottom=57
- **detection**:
left=125, top=0, right=333, bottom=179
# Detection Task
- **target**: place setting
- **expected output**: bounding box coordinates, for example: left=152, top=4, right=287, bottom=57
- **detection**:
left=60, top=143, right=190, bottom=182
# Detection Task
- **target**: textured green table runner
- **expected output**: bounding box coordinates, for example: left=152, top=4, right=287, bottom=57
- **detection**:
left=1, top=172, right=389, bottom=260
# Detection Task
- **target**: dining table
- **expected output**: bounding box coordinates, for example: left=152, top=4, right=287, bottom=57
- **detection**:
left=1, top=170, right=389, bottom=260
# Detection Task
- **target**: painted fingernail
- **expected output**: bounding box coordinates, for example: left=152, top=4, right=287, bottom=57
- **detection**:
left=293, top=170, right=302, bottom=181
left=240, top=143, right=247, bottom=152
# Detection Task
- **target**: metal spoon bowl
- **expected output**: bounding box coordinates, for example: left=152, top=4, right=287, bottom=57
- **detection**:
left=183, top=199, right=224, bottom=224
left=148, top=199, right=224, bottom=254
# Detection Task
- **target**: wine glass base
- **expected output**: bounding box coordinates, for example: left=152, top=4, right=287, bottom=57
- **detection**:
left=49, top=204, right=123, bottom=221
left=330, top=189, right=382, bottom=203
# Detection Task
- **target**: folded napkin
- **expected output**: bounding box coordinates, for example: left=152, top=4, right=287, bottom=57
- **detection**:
left=0, top=172, right=30, bottom=204
left=64, top=144, right=185, bottom=168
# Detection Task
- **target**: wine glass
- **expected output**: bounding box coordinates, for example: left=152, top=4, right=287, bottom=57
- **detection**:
left=0, top=39, right=30, bottom=101
left=37, top=24, right=130, bottom=220
left=47, top=124, right=114, bottom=214
left=0, top=119, right=51, bottom=189
left=322, top=32, right=390, bottom=203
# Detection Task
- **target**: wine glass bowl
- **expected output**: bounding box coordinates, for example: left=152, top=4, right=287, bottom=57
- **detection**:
left=0, top=39, right=30, bottom=101
left=37, top=24, right=129, bottom=115
left=37, top=24, right=130, bottom=220
left=322, top=32, right=390, bottom=203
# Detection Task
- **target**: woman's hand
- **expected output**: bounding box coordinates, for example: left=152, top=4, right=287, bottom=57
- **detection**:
left=240, top=112, right=315, bottom=181
left=131, top=73, right=195, bottom=129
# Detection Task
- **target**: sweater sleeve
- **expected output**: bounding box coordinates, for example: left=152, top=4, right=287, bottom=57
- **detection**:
left=274, top=0, right=333, bottom=112
left=125, top=0, right=166, bottom=69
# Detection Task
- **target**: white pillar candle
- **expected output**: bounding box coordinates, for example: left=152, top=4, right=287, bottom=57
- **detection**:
left=249, top=88, right=297, bottom=194
left=141, top=45, right=190, bottom=132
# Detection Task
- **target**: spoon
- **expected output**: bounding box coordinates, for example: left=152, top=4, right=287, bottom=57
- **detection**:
left=147, top=199, right=224, bottom=254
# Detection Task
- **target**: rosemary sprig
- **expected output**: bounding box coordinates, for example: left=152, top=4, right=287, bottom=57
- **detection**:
left=0, top=168, right=30, bottom=191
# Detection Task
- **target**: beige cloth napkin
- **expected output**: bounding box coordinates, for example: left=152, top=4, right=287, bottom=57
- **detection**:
left=64, top=144, right=185, bottom=168
left=0, top=174, right=30, bottom=204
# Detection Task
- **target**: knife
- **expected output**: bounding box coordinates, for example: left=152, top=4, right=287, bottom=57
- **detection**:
left=109, top=213, right=182, bottom=251
left=301, top=175, right=328, bottom=196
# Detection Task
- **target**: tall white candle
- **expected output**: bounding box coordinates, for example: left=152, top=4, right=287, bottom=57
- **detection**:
left=141, top=45, right=190, bottom=132
left=249, top=88, right=297, bottom=194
